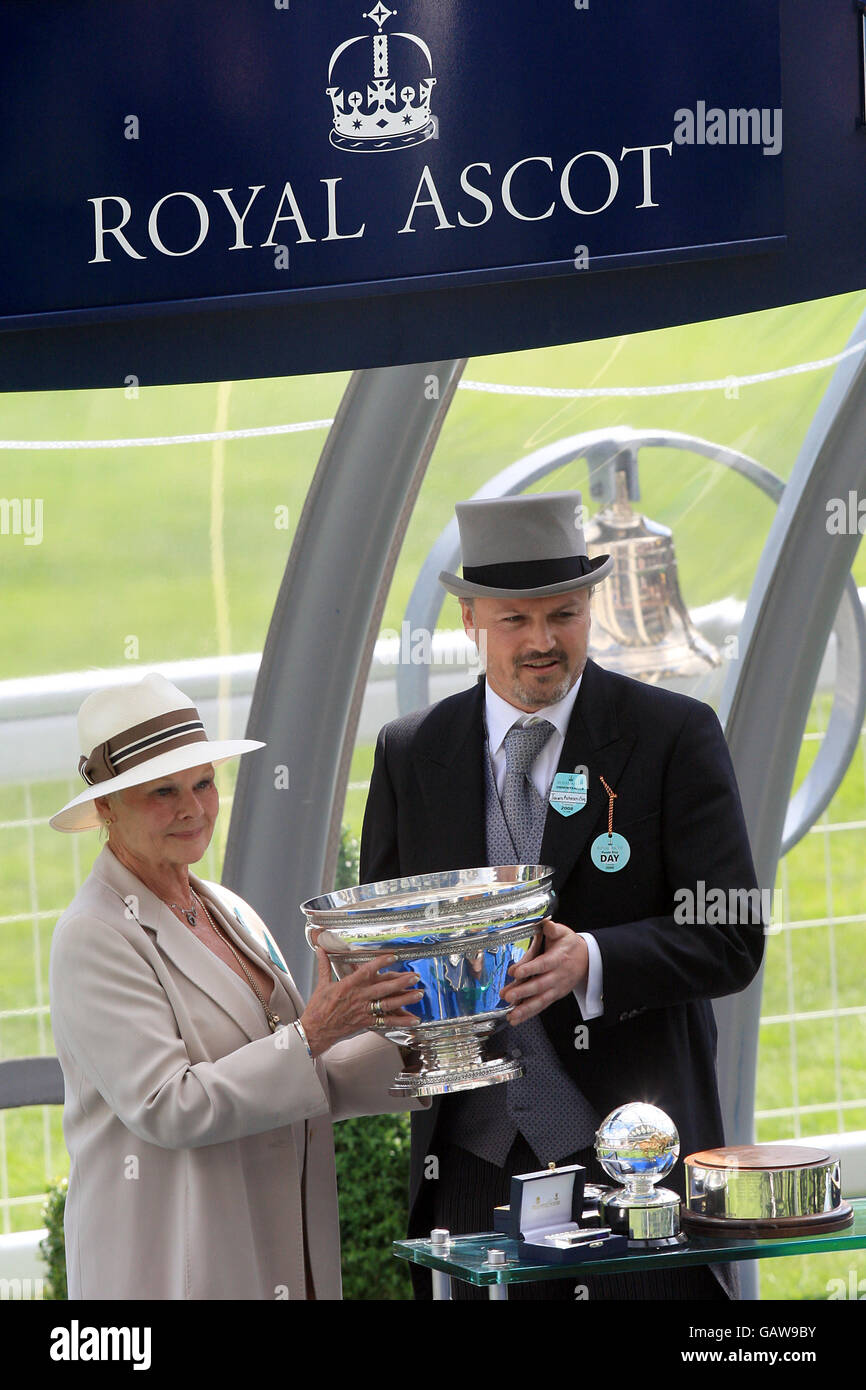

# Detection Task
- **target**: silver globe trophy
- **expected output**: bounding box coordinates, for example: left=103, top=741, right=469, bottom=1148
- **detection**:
left=595, top=1102, right=685, bottom=1246
left=301, top=865, right=553, bottom=1097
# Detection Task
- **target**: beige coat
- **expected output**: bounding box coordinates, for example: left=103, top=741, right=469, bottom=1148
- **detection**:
left=49, top=845, right=423, bottom=1301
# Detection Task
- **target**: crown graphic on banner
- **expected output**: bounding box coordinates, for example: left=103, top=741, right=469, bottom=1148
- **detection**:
left=326, top=3, right=437, bottom=151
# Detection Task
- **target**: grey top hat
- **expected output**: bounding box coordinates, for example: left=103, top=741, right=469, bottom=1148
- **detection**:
left=439, top=491, right=613, bottom=600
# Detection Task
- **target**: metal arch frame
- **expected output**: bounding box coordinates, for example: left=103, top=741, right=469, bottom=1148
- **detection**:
left=388, top=416, right=866, bottom=1302
left=5, top=321, right=866, bottom=1222
left=395, top=426, right=866, bottom=856
left=712, top=310, right=866, bottom=1297
left=715, top=307, right=866, bottom=1149
left=0, top=361, right=466, bottom=1114
left=221, top=360, right=465, bottom=994
left=218, top=330, right=866, bottom=1152
left=11, top=327, right=861, bottom=1266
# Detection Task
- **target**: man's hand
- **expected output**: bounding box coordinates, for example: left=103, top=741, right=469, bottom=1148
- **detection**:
left=500, top=919, right=588, bottom=1025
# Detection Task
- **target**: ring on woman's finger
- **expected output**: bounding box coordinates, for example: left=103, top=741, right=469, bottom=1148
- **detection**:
left=369, top=998, right=384, bottom=1017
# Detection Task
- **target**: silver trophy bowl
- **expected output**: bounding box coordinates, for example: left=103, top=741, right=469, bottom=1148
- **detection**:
left=300, top=865, right=554, bottom=1097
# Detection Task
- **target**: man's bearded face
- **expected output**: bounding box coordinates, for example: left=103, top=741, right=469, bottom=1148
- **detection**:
left=460, top=590, right=592, bottom=712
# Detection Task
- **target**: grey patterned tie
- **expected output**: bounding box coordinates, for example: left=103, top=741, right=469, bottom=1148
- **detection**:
left=501, top=721, right=558, bottom=858
left=447, top=716, right=600, bottom=1167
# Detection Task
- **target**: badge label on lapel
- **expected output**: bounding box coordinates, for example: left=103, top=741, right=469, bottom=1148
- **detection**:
left=232, top=904, right=289, bottom=972
left=549, top=771, right=588, bottom=817
left=263, top=932, right=289, bottom=972
left=590, top=832, right=631, bottom=873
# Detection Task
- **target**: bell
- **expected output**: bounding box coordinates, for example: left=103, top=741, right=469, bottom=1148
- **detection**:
left=584, top=471, right=721, bottom=683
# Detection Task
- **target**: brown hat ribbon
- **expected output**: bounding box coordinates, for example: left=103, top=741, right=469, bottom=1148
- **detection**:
left=78, top=707, right=207, bottom=786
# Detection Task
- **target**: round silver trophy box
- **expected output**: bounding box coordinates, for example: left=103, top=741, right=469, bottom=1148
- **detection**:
left=300, top=865, right=554, bottom=1098
left=683, top=1144, right=855, bottom=1235
left=595, top=1102, right=685, bottom=1246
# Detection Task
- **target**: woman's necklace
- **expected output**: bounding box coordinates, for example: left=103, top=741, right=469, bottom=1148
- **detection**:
left=171, top=897, right=198, bottom=928
left=170, top=889, right=281, bottom=1034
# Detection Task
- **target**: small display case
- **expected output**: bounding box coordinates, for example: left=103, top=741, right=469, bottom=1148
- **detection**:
left=492, top=1164, right=628, bottom=1265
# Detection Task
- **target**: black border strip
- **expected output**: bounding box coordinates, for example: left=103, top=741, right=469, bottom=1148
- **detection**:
left=0, top=235, right=787, bottom=335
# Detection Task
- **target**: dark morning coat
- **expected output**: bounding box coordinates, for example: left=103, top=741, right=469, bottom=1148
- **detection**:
left=359, top=657, right=765, bottom=1238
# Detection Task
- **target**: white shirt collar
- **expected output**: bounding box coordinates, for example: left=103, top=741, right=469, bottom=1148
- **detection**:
left=484, top=672, right=583, bottom=756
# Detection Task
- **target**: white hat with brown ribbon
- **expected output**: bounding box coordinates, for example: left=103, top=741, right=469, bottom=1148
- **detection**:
left=50, top=672, right=265, bottom=833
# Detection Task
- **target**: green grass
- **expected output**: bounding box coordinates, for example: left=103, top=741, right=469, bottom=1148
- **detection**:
left=2, top=292, right=866, bottom=680
left=2, top=294, right=865, bottom=1299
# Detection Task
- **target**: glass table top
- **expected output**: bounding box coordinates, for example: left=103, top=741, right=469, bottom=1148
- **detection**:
left=393, top=1197, right=866, bottom=1285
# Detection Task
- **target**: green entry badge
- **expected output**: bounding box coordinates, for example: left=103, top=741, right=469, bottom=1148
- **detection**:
left=590, top=832, right=631, bottom=873
left=550, top=771, right=587, bottom=817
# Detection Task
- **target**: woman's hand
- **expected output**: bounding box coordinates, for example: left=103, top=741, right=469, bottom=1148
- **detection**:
left=299, top=949, right=424, bottom=1058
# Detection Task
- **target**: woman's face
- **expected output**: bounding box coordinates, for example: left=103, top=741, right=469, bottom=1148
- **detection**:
left=100, top=763, right=219, bottom=871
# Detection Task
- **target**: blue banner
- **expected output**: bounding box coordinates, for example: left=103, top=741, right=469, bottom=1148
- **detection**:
left=0, top=1, right=783, bottom=327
